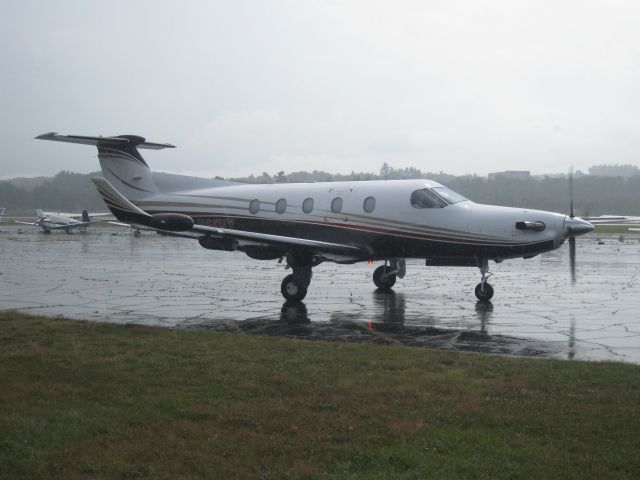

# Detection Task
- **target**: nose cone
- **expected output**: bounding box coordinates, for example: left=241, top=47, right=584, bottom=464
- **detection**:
left=564, top=216, right=594, bottom=237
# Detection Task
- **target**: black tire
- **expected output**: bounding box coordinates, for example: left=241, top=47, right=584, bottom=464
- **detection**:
left=475, top=282, right=494, bottom=302
left=373, top=265, right=396, bottom=290
left=281, top=274, right=308, bottom=302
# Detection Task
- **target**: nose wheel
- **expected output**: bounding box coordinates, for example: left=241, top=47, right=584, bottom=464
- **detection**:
left=373, top=265, right=396, bottom=290
left=475, top=282, right=494, bottom=302
left=475, top=259, right=494, bottom=302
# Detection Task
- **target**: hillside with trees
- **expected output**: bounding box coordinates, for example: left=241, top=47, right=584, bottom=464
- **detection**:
left=1, top=164, right=639, bottom=216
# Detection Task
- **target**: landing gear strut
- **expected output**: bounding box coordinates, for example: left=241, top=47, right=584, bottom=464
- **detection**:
left=280, top=252, right=316, bottom=302
left=475, top=259, right=494, bottom=302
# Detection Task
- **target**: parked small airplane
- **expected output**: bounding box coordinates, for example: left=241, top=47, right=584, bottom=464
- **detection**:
left=36, top=132, right=594, bottom=302
left=0, top=208, right=6, bottom=222
left=16, top=209, right=95, bottom=234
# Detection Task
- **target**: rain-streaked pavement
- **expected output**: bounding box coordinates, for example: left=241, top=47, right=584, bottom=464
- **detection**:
left=1, top=225, right=639, bottom=362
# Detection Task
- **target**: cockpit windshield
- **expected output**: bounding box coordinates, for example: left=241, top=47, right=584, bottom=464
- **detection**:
left=410, top=189, right=447, bottom=209
left=432, top=187, right=468, bottom=204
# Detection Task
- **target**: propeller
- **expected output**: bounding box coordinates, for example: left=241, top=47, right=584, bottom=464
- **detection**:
left=568, top=168, right=576, bottom=283
left=565, top=168, right=595, bottom=282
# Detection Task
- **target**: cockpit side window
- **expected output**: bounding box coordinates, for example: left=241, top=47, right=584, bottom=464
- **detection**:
left=410, top=189, right=447, bottom=209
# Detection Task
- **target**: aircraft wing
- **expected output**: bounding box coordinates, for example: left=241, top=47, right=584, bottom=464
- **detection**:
left=14, top=221, right=38, bottom=226
left=190, top=224, right=365, bottom=255
left=46, top=222, right=93, bottom=230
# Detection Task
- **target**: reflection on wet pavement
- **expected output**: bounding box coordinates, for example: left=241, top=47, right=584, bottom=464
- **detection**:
left=1, top=225, right=639, bottom=362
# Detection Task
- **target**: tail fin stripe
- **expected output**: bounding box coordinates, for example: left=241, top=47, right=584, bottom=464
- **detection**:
left=98, top=147, right=147, bottom=167
left=97, top=189, right=139, bottom=213
left=91, top=177, right=150, bottom=217
left=103, top=166, right=153, bottom=193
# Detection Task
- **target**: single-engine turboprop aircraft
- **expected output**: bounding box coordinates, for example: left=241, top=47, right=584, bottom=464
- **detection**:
left=16, top=209, right=94, bottom=234
left=36, top=132, right=594, bottom=302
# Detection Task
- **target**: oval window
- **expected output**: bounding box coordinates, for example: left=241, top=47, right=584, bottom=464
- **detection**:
left=331, top=197, right=343, bottom=213
left=363, top=196, right=376, bottom=213
left=275, top=198, right=287, bottom=214
left=249, top=199, right=260, bottom=215
left=302, top=197, right=314, bottom=214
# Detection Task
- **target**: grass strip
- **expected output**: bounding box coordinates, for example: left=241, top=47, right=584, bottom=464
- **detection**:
left=1, top=311, right=639, bottom=479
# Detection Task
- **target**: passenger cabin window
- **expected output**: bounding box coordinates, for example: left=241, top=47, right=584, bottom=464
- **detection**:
left=363, top=196, right=376, bottom=213
left=410, top=189, right=447, bottom=209
left=331, top=197, right=343, bottom=213
left=302, top=197, right=314, bottom=214
left=249, top=199, right=260, bottom=214
left=275, top=198, right=287, bottom=214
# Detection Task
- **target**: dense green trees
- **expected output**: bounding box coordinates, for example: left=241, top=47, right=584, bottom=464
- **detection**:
left=2, top=167, right=639, bottom=216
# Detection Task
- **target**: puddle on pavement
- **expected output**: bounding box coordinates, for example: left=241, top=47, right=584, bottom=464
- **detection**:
left=2, top=225, right=639, bottom=362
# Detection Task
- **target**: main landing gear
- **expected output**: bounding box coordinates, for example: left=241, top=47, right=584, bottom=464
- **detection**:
left=372, top=259, right=406, bottom=291
left=280, top=252, right=319, bottom=302
left=475, top=259, right=494, bottom=302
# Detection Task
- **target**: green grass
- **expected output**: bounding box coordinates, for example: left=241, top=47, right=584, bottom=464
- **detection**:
left=593, top=224, right=640, bottom=234
left=1, top=311, right=639, bottom=479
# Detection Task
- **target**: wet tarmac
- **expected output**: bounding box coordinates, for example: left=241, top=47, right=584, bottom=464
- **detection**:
left=1, top=224, right=639, bottom=362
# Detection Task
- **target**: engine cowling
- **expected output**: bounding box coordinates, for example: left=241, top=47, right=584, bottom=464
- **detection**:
left=149, top=214, right=194, bottom=231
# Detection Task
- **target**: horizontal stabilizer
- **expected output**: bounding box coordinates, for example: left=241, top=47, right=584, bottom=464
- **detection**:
left=35, top=132, right=175, bottom=150
left=91, top=177, right=150, bottom=217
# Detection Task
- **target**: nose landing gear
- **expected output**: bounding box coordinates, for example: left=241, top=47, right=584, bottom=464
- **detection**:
left=372, top=259, right=406, bottom=291
left=475, top=259, right=494, bottom=302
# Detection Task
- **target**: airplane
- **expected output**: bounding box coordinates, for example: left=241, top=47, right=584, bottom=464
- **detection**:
left=16, top=209, right=95, bottom=234
left=36, top=132, right=594, bottom=302
left=40, top=210, right=111, bottom=222
left=0, top=208, right=6, bottom=222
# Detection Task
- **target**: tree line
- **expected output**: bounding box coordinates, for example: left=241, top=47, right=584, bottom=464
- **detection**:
left=2, top=165, right=639, bottom=216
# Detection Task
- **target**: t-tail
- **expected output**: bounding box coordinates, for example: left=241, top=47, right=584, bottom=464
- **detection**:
left=81, top=209, right=90, bottom=223
left=35, top=133, right=175, bottom=201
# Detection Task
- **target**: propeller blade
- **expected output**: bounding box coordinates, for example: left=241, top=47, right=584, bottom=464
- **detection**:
left=568, top=168, right=574, bottom=218
left=569, top=235, right=576, bottom=283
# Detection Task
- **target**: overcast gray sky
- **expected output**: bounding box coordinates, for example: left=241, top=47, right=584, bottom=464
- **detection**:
left=1, top=0, right=639, bottom=179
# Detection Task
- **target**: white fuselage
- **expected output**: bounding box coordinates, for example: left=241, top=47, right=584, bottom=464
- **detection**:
left=124, top=178, right=567, bottom=261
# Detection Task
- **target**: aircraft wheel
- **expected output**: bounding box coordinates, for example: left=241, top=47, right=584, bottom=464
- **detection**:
left=43, top=230, right=51, bottom=235
left=373, top=265, right=396, bottom=290
left=475, top=282, right=494, bottom=302
left=281, top=274, right=307, bottom=302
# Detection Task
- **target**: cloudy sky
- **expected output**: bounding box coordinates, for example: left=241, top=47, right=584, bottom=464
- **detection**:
left=1, top=0, right=639, bottom=179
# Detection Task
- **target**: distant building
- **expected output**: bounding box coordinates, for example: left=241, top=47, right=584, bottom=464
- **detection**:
left=488, top=170, right=531, bottom=180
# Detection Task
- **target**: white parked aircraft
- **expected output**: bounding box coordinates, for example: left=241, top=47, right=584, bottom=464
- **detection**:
left=16, top=209, right=95, bottom=234
left=36, top=132, right=594, bottom=302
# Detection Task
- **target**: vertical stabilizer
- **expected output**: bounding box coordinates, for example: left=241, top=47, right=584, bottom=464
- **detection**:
left=35, top=133, right=175, bottom=201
